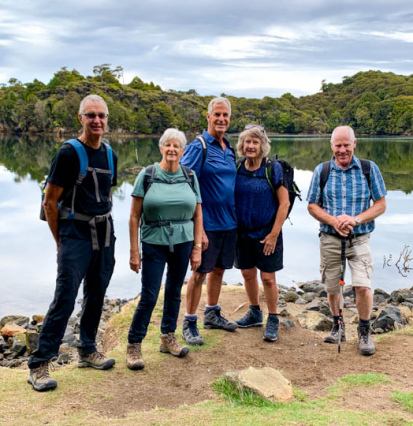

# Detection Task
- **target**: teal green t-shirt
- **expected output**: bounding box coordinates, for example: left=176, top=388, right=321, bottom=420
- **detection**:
left=131, top=163, right=202, bottom=246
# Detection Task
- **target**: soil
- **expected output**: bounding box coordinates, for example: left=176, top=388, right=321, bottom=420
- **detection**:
left=73, top=287, right=413, bottom=419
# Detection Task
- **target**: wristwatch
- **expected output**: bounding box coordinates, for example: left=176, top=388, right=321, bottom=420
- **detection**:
left=354, top=216, right=361, bottom=225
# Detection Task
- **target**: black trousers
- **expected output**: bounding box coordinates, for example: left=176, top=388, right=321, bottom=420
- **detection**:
left=28, top=235, right=115, bottom=369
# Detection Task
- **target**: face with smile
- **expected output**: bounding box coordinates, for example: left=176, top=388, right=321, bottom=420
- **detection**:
left=159, top=138, right=184, bottom=165
left=243, top=136, right=262, bottom=160
left=331, top=127, right=356, bottom=169
left=78, top=100, right=108, bottom=139
left=207, top=103, right=230, bottom=139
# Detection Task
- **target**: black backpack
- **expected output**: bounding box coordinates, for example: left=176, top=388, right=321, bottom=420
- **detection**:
left=143, top=164, right=196, bottom=195
left=236, top=155, right=301, bottom=220
left=318, top=159, right=371, bottom=207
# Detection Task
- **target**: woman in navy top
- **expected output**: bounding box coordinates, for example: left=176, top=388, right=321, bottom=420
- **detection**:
left=234, top=125, right=290, bottom=342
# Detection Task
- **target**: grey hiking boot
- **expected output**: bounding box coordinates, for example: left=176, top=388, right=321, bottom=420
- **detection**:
left=27, top=361, right=57, bottom=392
left=182, top=319, right=204, bottom=346
left=204, top=306, right=238, bottom=331
left=358, top=326, right=375, bottom=356
left=263, top=315, right=279, bottom=342
left=126, top=343, right=145, bottom=370
left=324, top=322, right=346, bottom=344
left=235, top=307, right=263, bottom=328
left=78, top=351, right=115, bottom=370
left=160, top=333, right=189, bottom=357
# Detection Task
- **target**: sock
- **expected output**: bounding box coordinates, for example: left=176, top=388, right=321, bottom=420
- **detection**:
left=268, top=313, right=278, bottom=320
left=333, top=316, right=340, bottom=325
left=205, top=304, right=218, bottom=313
left=250, top=305, right=261, bottom=311
left=359, top=318, right=370, bottom=328
left=184, top=314, right=197, bottom=322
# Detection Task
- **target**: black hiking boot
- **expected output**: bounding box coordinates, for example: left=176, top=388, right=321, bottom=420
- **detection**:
left=235, top=307, right=263, bottom=328
left=203, top=306, right=238, bottom=331
left=182, top=318, right=204, bottom=345
left=263, top=315, right=279, bottom=342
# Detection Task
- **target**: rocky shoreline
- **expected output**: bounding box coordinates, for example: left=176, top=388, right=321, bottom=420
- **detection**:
left=1, top=281, right=413, bottom=369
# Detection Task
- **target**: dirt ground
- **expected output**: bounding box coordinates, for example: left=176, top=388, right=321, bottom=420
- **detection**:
left=76, top=287, right=413, bottom=419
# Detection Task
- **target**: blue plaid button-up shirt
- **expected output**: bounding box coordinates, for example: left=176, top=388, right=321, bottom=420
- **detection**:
left=307, top=155, right=387, bottom=234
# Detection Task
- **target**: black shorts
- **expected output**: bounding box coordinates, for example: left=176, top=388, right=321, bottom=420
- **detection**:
left=197, top=229, right=237, bottom=274
left=234, top=236, right=283, bottom=273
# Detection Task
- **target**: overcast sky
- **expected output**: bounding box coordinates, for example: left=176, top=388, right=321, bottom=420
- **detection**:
left=1, top=0, right=413, bottom=98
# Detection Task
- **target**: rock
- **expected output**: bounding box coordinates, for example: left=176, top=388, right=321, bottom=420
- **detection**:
left=318, top=290, right=328, bottom=298
left=390, top=289, right=413, bottom=304
left=399, top=306, right=413, bottom=321
left=372, top=306, right=404, bottom=332
left=401, top=301, right=413, bottom=309
left=62, top=326, right=77, bottom=346
left=301, top=292, right=316, bottom=302
left=280, top=319, right=296, bottom=329
left=226, top=367, right=293, bottom=402
left=233, top=282, right=243, bottom=286
left=297, top=312, right=333, bottom=331
left=306, top=300, right=332, bottom=317
left=298, top=280, right=324, bottom=294
left=0, top=336, right=8, bottom=353
left=31, top=315, right=45, bottom=325
left=10, top=334, right=27, bottom=356
left=343, top=286, right=355, bottom=298
left=26, top=332, right=39, bottom=354
left=295, top=298, right=308, bottom=305
left=278, top=308, right=291, bottom=318
left=57, top=352, right=71, bottom=365
left=0, top=316, right=30, bottom=328
left=1, top=323, right=27, bottom=337
left=374, top=288, right=390, bottom=298
left=284, top=292, right=299, bottom=303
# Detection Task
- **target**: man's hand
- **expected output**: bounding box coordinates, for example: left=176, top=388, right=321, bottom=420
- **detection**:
left=202, top=231, right=209, bottom=251
left=129, top=252, right=141, bottom=274
left=333, top=215, right=354, bottom=237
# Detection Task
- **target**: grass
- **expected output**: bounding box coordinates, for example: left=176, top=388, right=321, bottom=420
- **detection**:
left=326, top=373, right=392, bottom=398
left=392, top=391, right=413, bottom=413
left=375, top=324, right=413, bottom=343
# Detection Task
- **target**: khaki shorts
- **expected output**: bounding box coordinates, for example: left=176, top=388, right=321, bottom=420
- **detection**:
left=319, top=232, right=373, bottom=295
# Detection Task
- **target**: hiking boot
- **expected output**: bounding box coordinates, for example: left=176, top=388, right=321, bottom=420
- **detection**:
left=27, top=361, right=57, bottom=392
left=78, top=351, right=115, bottom=370
left=324, top=322, right=346, bottom=344
left=182, top=319, right=204, bottom=346
left=160, top=333, right=189, bottom=357
left=126, top=343, right=145, bottom=370
left=204, top=307, right=238, bottom=331
left=358, top=326, right=375, bottom=356
left=235, top=307, right=263, bottom=328
left=263, top=315, right=279, bottom=342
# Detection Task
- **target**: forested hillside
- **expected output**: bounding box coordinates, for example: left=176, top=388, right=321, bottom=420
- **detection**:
left=1, top=66, right=413, bottom=135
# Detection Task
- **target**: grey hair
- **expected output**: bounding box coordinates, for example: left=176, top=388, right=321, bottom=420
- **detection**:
left=79, top=94, right=108, bottom=114
left=237, top=127, right=271, bottom=158
left=331, top=125, right=355, bottom=144
left=159, top=128, right=187, bottom=149
left=208, top=97, right=231, bottom=116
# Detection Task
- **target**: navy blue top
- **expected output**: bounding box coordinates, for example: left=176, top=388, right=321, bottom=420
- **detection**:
left=181, top=130, right=237, bottom=231
left=235, top=159, right=284, bottom=242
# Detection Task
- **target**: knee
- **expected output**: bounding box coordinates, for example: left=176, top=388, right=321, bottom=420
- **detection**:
left=355, top=286, right=372, bottom=299
left=261, top=273, right=276, bottom=288
left=242, top=269, right=256, bottom=282
left=212, top=267, right=225, bottom=279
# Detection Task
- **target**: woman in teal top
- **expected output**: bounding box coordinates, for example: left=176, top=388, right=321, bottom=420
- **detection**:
left=126, top=128, right=203, bottom=370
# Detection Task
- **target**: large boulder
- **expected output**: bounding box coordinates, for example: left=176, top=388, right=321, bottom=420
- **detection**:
left=390, top=289, right=413, bottom=304
left=0, top=316, right=29, bottom=328
left=297, top=312, right=333, bottom=331
left=284, top=292, right=299, bottom=303
left=226, top=367, right=293, bottom=402
left=372, top=306, right=404, bottom=332
left=1, top=323, right=27, bottom=338
left=297, top=280, right=325, bottom=294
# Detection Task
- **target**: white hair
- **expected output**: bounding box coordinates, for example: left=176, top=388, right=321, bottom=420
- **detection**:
left=79, top=94, right=108, bottom=114
left=237, top=127, right=270, bottom=158
left=331, top=125, right=356, bottom=144
left=159, top=128, right=187, bottom=149
left=208, top=97, right=231, bottom=116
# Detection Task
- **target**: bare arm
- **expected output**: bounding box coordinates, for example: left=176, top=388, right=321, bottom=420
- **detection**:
left=43, top=183, right=64, bottom=250
left=190, top=203, right=203, bottom=270
left=129, top=196, right=143, bottom=274
left=260, top=185, right=290, bottom=256
left=307, top=202, right=351, bottom=237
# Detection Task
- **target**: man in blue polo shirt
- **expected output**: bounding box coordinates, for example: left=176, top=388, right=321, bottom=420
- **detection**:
left=307, top=125, right=386, bottom=356
left=181, top=97, right=238, bottom=345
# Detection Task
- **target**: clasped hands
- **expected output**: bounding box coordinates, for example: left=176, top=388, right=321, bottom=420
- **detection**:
left=333, top=214, right=357, bottom=237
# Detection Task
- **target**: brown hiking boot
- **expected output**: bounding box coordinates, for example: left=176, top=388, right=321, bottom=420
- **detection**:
left=78, top=351, right=115, bottom=370
left=358, top=326, right=376, bottom=356
left=324, top=322, right=346, bottom=344
left=27, top=361, right=57, bottom=392
left=126, top=343, right=145, bottom=370
left=160, top=333, right=189, bottom=357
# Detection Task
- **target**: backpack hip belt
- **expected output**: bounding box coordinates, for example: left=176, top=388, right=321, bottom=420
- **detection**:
left=145, top=220, right=192, bottom=252
left=59, top=206, right=112, bottom=251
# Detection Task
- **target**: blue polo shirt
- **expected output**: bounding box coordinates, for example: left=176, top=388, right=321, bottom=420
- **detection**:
left=307, top=155, right=387, bottom=234
left=181, top=130, right=237, bottom=231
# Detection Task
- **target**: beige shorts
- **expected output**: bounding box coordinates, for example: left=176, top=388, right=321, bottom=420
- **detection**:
left=319, top=232, right=373, bottom=295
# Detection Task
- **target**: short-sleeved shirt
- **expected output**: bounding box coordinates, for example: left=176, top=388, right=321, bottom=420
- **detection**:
left=180, top=130, right=237, bottom=232
left=132, top=163, right=202, bottom=245
left=47, top=140, right=118, bottom=240
left=306, top=155, right=387, bottom=234
left=235, top=159, right=284, bottom=241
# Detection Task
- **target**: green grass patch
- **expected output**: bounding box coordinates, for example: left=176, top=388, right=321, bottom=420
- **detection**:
left=375, top=324, right=413, bottom=343
left=327, top=373, right=392, bottom=398
left=392, top=391, right=413, bottom=413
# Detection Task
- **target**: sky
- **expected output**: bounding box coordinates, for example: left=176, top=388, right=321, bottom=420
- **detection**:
left=1, top=0, right=413, bottom=98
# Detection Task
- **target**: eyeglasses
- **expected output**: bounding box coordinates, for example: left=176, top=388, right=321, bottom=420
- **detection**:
left=244, top=124, right=265, bottom=131
left=81, top=113, right=109, bottom=120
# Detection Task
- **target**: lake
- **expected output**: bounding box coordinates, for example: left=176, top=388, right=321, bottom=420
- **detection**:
left=1, top=134, right=412, bottom=318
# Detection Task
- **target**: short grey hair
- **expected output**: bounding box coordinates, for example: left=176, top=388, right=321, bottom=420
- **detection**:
left=208, top=97, right=231, bottom=116
left=79, top=94, right=108, bottom=114
left=331, top=125, right=356, bottom=144
left=159, top=128, right=187, bottom=149
left=237, top=127, right=271, bottom=158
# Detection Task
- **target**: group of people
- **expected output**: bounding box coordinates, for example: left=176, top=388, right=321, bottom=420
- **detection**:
left=27, top=94, right=387, bottom=392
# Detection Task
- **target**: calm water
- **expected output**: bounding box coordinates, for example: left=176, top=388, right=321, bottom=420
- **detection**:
left=1, top=134, right=412, bottom=318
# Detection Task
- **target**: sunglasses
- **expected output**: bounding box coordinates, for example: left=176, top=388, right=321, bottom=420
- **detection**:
left=244, top=124, right=265, bottom=131
left=81, top=113, right=109, bottom=120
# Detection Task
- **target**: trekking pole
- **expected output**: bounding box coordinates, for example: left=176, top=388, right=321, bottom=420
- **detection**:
left=337, top=235, right=347, bottom=353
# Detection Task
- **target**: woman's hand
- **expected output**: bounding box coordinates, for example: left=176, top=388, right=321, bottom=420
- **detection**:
left=201, top=230, right=209, bottom=251
left=260, top=232, right=278, bottom=256
left=190, top=246, right=202, bottom=270
left=129, top=251, right=141, bottom=274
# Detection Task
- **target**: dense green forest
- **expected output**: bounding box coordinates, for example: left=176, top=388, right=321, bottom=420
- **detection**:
left=1, top=66, right=413, bottom=135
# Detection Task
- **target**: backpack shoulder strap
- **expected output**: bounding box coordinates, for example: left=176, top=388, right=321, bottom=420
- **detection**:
left=64, top=139, right=88, bottom=183
left=143, top=165, right=156, bottom=195
left=359, top=159, right=371, bottom=189
left=180, top=165, right=196, bottom=192
left=236, top=157, right=246, bottom=171
left=319, top=161, right=331, bottom=193
left=103, top=142, right=114, bottom=181
left=264, top=157, right=276, bottom=194
left=195, top=135, right=208, bottom=167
